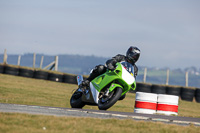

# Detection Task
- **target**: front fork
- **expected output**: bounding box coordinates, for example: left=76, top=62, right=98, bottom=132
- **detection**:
left=99, top=83, right=123, bottom=99
left=108, top=83, right=123, bottom=93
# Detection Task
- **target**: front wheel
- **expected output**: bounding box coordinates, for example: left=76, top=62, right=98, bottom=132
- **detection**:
left=70, top=89, right=85, bottom=108
left=118, top=93, right=126, bottom=100
left=98, top=87, right=122, bottom=110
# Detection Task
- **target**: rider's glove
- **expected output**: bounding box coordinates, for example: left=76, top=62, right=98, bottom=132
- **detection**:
left=107, top=64, right=115, bottom=71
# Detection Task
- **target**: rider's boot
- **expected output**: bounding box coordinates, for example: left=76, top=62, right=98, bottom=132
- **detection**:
left=79, top=80, right=90, bottom=94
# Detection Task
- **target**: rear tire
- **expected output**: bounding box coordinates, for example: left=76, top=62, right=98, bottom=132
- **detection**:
left=136, top=83, right=151, bottom=93
left=181, top=87, right=195, bottom=102
left=0, top=65, right=4, bottom=73
left=34, top=70, right=48, bottom=80
left=70, top=89, right=85, bottom=108
left=166, top=86, right=181, bottom=96
left=4, top=66, right=19, bottom=76
left=195, top=88, right=200, bottom=103
left=151, top=84, right=166, bottom=94
left=19, top=68, right=34, bottom=78
left=98, top=87, right=122, bottom=110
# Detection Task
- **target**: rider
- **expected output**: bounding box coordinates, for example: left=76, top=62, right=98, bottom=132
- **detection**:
left=79, top=46, right=141, bottom=91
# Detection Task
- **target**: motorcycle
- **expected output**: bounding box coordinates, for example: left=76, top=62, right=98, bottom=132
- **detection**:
left=70, top=61, right=136, bottom=110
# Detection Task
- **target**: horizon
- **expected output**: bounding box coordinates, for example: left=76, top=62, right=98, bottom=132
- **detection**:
left=0, top=52, right=199, bottom=71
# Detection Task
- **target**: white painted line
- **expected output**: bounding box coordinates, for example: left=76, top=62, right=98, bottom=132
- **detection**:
left=192, top=122, right=200, bottom=126
left=151, top=118, right=170, bottom=122
left=111, top=114, right=129, bottom=118
left=47, top=107, right=60, bottom=110
left=173, top=120, right=191, bottom=124
left=87, top=111, right=112, bottom=116
left=130, top=116, right=150, bottom=120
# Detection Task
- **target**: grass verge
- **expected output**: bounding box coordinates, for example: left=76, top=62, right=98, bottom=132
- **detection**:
left=0, top=74, right=200, bottom=132
left=0, top=112, right=200, bottom=133
left=0, top=74, right=200, bottom=117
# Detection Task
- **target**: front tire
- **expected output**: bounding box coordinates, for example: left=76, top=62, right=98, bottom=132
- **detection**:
left=118, top=93, right=126, bottom=100
left=98, top=87, right=122, bottom=110
left=70, top=89, right=85, bottom=108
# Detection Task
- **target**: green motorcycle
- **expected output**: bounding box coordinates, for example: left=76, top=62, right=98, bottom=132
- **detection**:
left=70, top=61, right=136, bottom=110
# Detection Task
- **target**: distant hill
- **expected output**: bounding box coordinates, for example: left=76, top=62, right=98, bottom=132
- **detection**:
left=0, top=53, right=200, bottom=88
left=0, top=53, right=109, bottom=75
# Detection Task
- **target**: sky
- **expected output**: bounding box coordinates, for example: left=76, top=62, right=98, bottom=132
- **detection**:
left=0, top=0, right=200, bottom=69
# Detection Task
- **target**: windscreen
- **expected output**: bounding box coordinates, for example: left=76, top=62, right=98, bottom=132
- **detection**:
left=120, top=62, right=134, bottom=76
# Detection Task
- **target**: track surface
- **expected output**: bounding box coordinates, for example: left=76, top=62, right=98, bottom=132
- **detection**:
left=0, top=103, right=200, bottom=126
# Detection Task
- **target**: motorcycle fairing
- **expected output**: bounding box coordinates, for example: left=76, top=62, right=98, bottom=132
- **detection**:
left=90, top=82, right=99, bottom=104
left=121, top=63, right=135, bottom=85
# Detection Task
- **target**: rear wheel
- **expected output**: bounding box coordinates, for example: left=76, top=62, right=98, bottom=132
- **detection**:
left=70, top=89, right=85, bottom=108
left=98, top=87, right=122, bottom=110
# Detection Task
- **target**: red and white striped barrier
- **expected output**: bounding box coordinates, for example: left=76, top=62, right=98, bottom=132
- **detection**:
left=134, top=92, right=179, bottom=115
left=157, top=94, right=179, bottom=115
left=134, top=92, right=157, bottom=114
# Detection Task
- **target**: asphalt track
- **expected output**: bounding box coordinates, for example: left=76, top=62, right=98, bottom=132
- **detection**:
left=0, top=103, right=200, bottom=126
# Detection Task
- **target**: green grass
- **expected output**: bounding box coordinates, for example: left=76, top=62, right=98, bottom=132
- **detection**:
left=0, top=74, right=200, bottom=132
left=1, top=112, right=200, bottom=133
left=0, top=73, right=136, bottom=112
left=0, top=74, right=200, bottom=117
